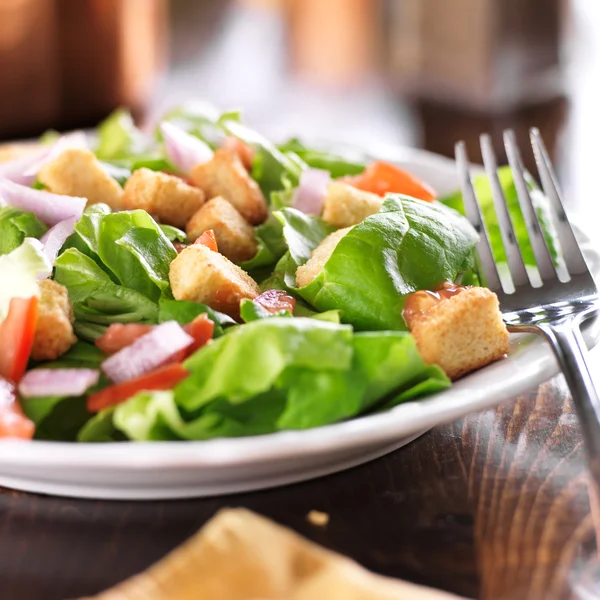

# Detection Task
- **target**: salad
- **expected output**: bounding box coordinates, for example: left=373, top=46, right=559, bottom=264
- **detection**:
left=0, top=103, right=556, bottom=443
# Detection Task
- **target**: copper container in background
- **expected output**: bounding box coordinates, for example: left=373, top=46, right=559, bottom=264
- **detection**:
left=0, top=0, right=168, bottom=140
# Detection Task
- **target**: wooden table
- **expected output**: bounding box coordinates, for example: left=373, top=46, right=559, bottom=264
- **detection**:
left=0, top=374, right=598, bottom=600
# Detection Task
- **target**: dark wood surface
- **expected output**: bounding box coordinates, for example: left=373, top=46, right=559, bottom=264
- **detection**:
left=0, top=374, right=598, bottom=600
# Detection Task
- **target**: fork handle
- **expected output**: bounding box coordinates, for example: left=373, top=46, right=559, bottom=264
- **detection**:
left=538, top=315, right=600, bottom=482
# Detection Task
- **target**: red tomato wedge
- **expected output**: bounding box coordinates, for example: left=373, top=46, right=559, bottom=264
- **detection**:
left=95, top=323, right=155, bottom=355
left=254, top=290, right=296, bottom=314
left=0, top=296, right=39, bottom=383
left=87, top=364, right=190, bottom=412
left=194, top=229, right=218, bottom=252
left=344, top=161, right=436, bottom=201
left=0, top=377, right=34, bottom=439
left=185, top=313, right=214, bottom=353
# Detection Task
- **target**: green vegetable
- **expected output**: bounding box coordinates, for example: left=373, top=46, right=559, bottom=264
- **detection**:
left=106, top=319, right=449, bottom=441
left=0, top=207, right=48, bottom=255
left=158, top=299, right=235, bottom=337
left=239, top=298, right=292, bottom=322
left=0, top=238, right=50, bottom=321
left=95, top=109, right=146, bottom=161
left=78, top=408, right=126, bottom=442
left=159, top=224, right=187, bottom=243
left=276, top=196, right=478, bottom=330
left=440, top=165, right=560, bottom=268
left=277, top=138, right=367, bottom=178
left=55, top=248, right=159, bottom=341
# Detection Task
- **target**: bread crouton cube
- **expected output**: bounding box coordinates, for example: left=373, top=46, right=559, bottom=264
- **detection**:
left=169, top=244, right=259, bottom=317
left=322, top=182, right=382, bottom=228
left=31, top=280, right=77, bottom=361
left=122, top=168, right=205, bottom=228
left=38, top=148, right=123, bottom=210
left=189, top=150, right=267, bottom=225
left=407, top=286, right=509, bottom=380
left=296, top=227, right=352, bottom=288
left=186, top=197, right=257, bottom=263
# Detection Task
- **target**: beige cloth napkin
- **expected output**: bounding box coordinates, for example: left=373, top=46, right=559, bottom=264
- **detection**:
left=89, top=508, right=468, bottom=600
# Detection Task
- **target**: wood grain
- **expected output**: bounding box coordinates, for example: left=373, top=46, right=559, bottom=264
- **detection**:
left=0, top=375, right=597, bottom=600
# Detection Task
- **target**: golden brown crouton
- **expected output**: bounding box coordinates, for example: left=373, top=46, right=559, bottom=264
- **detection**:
left=121, top=168, right=205, bottom=228
left=186, top=197, right=257, bottom=263
left=38, top=148, right=123, bottom=210
left=321, top=182, right=382, bottom=228
left=189, top=150, right=267, bottom=225
left=406, top=287, right=509, bottom=380
left=295, top=227, right=352, bottom=288
left=169, top=244, right=259, bottom=317
left=31, top=280, right=77, bottom=361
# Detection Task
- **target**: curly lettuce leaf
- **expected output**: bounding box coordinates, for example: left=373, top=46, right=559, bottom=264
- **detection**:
left=0, top=206, right=48, bottom=255
left=105, top=321, right=449, bottom=441
left=275, top=196, right=478, bottom=330
left=159, top=224, right=187, bottom=243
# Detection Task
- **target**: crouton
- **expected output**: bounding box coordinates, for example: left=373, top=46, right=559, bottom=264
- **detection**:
left=121, top=168, right=205, bottom=228
left=186, top=197, right=257, bottom=263
left=38, top=148, right=123, bottom=210
left=406, top=286, right=509, bottom=380
left=322, top=182, right=382, bottom=228
left=31, top=280, right=76, bottom=361
left=295, top=227, right=352, bottom=288
left=169, top=244, right=259, bottom=317
left=189, top=150, right=267, bottom=225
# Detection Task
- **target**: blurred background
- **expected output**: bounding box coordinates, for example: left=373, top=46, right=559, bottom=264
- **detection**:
left=0, top=0, right=597, bottom=214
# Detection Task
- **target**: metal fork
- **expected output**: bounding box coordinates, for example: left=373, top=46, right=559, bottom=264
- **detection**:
left=455, top=129, right=600, bottom=485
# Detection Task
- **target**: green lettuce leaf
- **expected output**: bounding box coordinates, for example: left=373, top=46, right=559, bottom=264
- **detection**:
left=276, top=196, right=478, bottom=330
left=158, top=298, right=235, bottom=337
left=55, top=248, right=159, bottom=341
left=95, top=109, right=146, bottom=161
left=440, top=166, right=560, bottom=267
left=108, top=320, right=449, bottom=441
left=239, top=298, right=292, bottom=323
left=0, top=206, right=48, bottom=255
left=277, top=138, right=367, bottom=178
left=159, top=224, right=187, bottom=243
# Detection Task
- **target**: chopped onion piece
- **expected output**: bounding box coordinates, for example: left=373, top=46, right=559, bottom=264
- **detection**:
left=292, top=168, right=331, bottom=215
left=18, top=368, right=100, bottom=398
left=0, top=179, right=86, bottom=226
left=0, top=146, right=54, bottom=186
left=101, top=321, right=194, bottom=384
left=40, top=217, right=77, bottom=271
left=160, top=121, right=213, bottom=174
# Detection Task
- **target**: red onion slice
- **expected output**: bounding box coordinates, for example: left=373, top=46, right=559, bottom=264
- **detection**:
left=101, top=321, right=194, bottom=384
left=0, top=180, right=86, bottom=226
left=292, top=168, right=331, bottom=214
left=160, top=122, right=213, bottom=174
left=18, top=368, right=100, bottom=398
left=40, top=217, right=77, bottom=270
left=0, top=132, right=89, bottom=187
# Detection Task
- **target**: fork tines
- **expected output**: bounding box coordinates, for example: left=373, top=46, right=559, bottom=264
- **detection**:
left=454, top=129, right=593, bottom=302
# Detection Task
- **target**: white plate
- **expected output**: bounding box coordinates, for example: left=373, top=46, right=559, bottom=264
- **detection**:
left=0, top=146, right=598, bottom=500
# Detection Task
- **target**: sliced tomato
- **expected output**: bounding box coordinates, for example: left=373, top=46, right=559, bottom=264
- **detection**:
left=344, top=161, right=436, bottom=201
left=87, top=364, right=190, bottom=412
left=254, top=290, right=296, bottom=314
left=95, top=323, right=155, bottom=355
left=0, top=297, right=39, bottom=383
left=220, top=136, right=255, bottom=170
left=0, top=377, right=34, bottom=439
left=185, top=313, right=214, bottom=353
left=194, top=229, right=218, bottom=252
